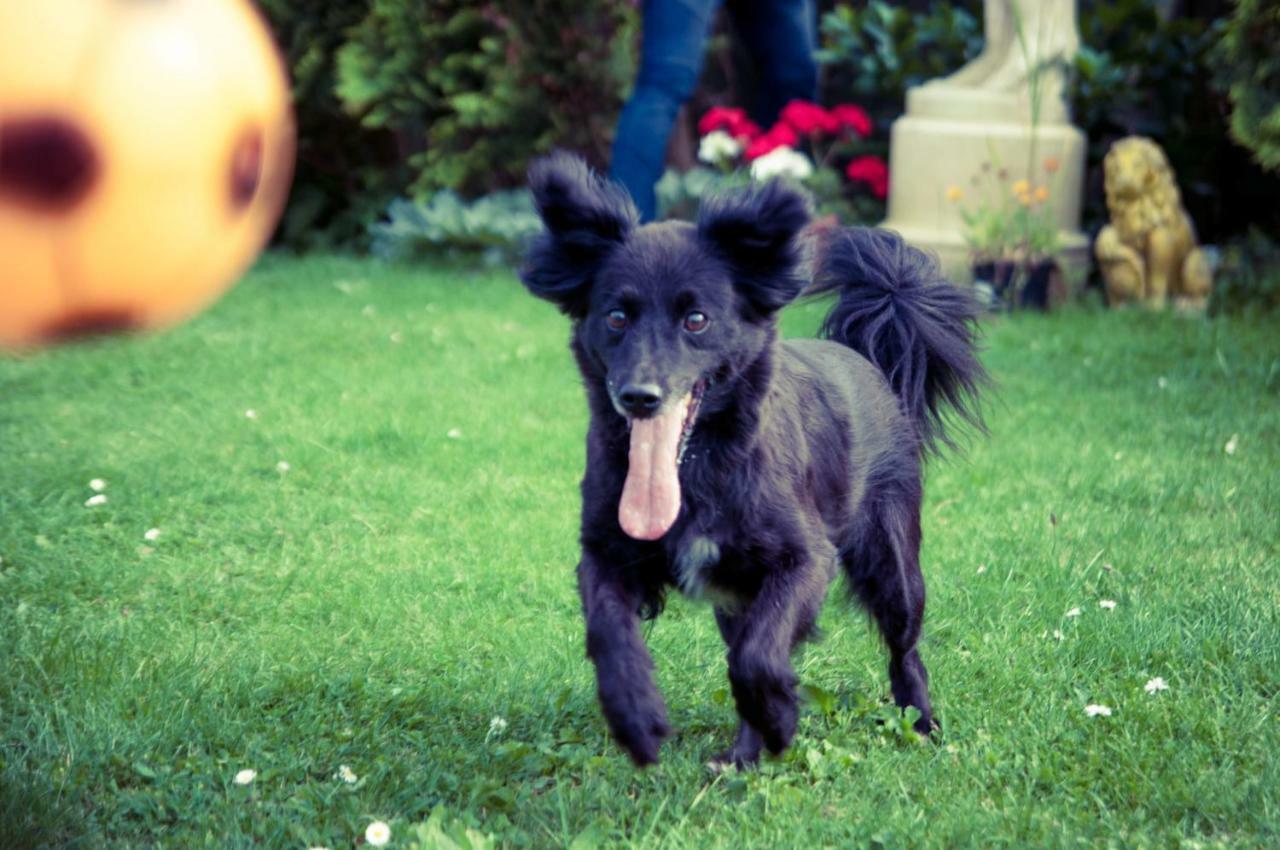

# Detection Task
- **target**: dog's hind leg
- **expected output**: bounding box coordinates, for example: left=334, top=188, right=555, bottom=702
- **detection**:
left=842, top=497, right=934, bottom=735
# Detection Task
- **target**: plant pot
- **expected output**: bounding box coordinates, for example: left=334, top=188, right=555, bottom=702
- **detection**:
left=971, top=259, right=1019, bottom=310
left=1020, top=260, right=1059, bottom=311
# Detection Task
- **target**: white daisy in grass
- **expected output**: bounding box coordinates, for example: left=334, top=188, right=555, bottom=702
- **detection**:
left=144, top=528, right=161, bottom=541
left=337, top=764, right=357, bottom=784
left=976, top=563, right=987, bottom=575
left=1157, top=376, right=1168, bottom=389
left=447, top=428, right=463, bottom=440
left=1144, top=677, right=1169, bottom=694
left=1224, top=434, right=1238, bottom=455
left=244, top=409, right=258, bottom=420
left=85, top=494, right=108, bottom=507
left=1052, top=629, right=1064, bottom=641
left=1065, top=607, right=1081, bottom=618
left=276, top=461, right=291, bottom=473
left=1099, top=599, right=1117, bottom=610
left=365, top=821, right=391, bottom=847
left=89, top=478, right=107, bottom=492
left=1084, top=704, right=1112, bottom=717
left=488, top=716, right=508, bottom=738
left=233, top=768, right=256, bottom=785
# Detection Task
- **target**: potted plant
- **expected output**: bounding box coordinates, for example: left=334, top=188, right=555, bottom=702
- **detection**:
left=952, top=156, right=1064, bottom=311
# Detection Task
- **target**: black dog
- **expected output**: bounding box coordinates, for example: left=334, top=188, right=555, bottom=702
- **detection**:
left=520, top=152, right=985, bottom=768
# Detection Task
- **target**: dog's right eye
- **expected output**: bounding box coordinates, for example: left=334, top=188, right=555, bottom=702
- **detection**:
left=605, top=310, right=628, bottom=331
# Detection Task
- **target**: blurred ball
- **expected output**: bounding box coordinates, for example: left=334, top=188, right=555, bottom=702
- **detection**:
left=0, top=0, right=294, bottom=350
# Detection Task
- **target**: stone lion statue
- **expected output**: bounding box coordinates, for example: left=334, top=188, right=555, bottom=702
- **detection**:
left=1095, top=136, right=1212, bottom=308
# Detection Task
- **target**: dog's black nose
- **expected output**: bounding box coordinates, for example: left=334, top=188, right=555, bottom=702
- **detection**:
left=618, top=383, right=663, bottom=415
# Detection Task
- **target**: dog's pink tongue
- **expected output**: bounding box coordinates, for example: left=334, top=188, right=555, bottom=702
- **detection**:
left=618, top=395, right=688, bottom=541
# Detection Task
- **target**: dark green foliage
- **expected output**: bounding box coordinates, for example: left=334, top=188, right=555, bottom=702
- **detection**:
left=259, top=0, right=403, bottom=251
left=1209, top=230, right=1280, bottom=316
left=334, top=1, right=636, bottom=199
left=816, top=0, right=983, bottom=126
left=259, top=0, right=637, bottom=250
left=1216, top=0, right=1280, bottom=172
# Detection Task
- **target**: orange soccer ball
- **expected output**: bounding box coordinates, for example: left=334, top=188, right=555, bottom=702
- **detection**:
left=0, top=0, right=294, bottom=350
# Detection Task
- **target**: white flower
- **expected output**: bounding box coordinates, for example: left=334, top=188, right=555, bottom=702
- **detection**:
left=1065, top=607, right=1081, bottom=618
left=697, top=130, right=743, bottom=166
left=749, top=146, right=813, bottom=182
left=1052, top=629, right=1063, bottom=641
left=89, top=478, right=107, bottom=492
left=276, top=461, right=291, bottom=473
left=976, top=564, right=987, bottom=575
left=1224, top=434, right=1238, bottom=455
left=144, top=528, right=161, bottom=541
left=1144, top=676, right=1169, bottom=694
left=1084, top=704, right=1112, bottom=717
left=489, top=716, right=508, bottom=736
left=337, top=764, right=358, bottom=784
left=365, top=821, right=391, bottom=847
left=244, top=409, right=258, bottom=420
left=447, top=428, right=462, bottom=440
left=1157, top=376, right=1168, bottom=390
left=85, top=494, right=108, bottom=507
left=1099, top=599, right=1117, bottom=610
left=233, top=768, right=256, bottom=785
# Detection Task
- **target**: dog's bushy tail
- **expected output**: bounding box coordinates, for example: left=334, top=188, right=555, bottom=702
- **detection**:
left=809, top=227, right=987, bottom=455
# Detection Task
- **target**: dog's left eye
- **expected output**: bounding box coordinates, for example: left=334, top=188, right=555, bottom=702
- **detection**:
left=605, top=310, right=628, bottom=331
left=683, top=311, right=709, bottom=333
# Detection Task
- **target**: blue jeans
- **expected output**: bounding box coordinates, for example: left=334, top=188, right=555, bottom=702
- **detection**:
left=610, top=0, right=818, bottom=221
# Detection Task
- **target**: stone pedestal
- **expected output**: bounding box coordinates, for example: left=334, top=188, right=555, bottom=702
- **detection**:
left=879, top=0, right=1090, bottom=285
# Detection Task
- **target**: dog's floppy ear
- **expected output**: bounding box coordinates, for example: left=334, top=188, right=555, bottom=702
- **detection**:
left=697, top=179, right=811, bottom=315
left=521, top=152, right=639, bottom=318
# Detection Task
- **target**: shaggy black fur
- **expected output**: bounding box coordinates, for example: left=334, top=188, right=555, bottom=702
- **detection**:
left=520, top=152, right=987, bottom=768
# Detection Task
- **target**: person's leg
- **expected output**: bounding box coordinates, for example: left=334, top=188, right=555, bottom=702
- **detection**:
left=728, top=0, right=818, bottom=126
left=610, top=0, right=721, bottom=220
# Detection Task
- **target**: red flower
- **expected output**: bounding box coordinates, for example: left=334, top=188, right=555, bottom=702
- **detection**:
left=743, top=122, right=800, bottom=161
left=845, top=155, right=889, bottom=199
left=698, top=106, right=761, bottom=141
left=830, top=104, right=873, bottom=138
left=779, top=99, right=840, bottom=136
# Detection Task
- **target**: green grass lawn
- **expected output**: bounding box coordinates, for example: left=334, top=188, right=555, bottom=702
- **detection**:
left=2, top=255, right=1278, bottom=848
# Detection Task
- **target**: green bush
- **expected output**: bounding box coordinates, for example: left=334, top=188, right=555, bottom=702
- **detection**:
left=259, top=0, right=637, bottom=250
left=335, top=1, right=636, bottom=199
left=816, top=1, right=983, bottom=130
left=369, top=190, right=541, bottom=265
left=1216, top=0, right=1280, bottom=172
left=1209, top=230, right=1280, bottom=316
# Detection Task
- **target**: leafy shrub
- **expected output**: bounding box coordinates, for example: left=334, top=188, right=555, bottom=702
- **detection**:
left=816, top=1, right=983, bottom=129
left=370, top=191, right=541, bottom=265
left=258, top=0, right=637, bottom=250
left=1209, top=230, right=1280, bottom=316
left=334, top=1, right=636, bottom=199
left=1216, top=0, right=1280, bottom=172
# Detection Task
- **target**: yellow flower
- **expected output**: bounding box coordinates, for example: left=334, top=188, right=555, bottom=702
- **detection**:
left=1017, top=192, right=1033, bottom=206
left=1011, top=179, right=1031, bottom=197
left=946, top=186, right=964, bottom=203
left=1034, top=185, right=1050, bottom=202
left=1044, top=156, right=1061, bottom=173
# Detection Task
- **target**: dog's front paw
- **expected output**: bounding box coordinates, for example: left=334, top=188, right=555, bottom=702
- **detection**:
left=728, top=654, right=798, bottom=755
left=598, top=680, right=671, bottom=766
left=607, top=704, right=671, bottom=766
